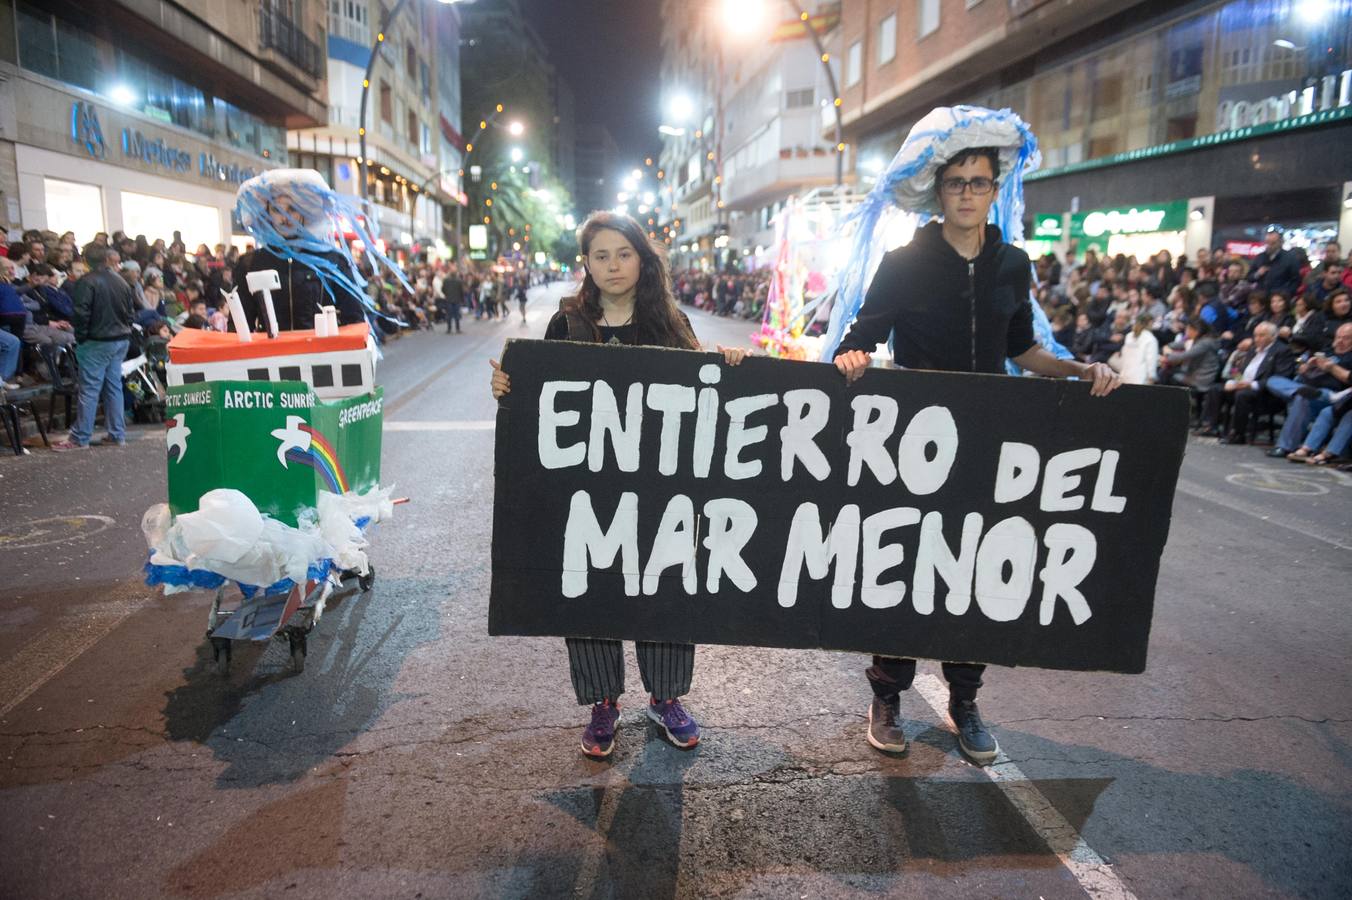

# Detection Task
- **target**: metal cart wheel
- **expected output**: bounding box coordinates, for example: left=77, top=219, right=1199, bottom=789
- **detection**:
left=287, top=628, right=308, bottom=672
left=358, top=566, right=375, bottom=593
left=211, top=637, right=232, bottom=675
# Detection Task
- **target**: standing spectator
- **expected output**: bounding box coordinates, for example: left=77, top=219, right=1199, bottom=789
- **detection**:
left=479, top=275, right=495, bottom=319
left=51, top=244, right=135, bottom=451
left=441, top=270, right=464, bottom=334
left=515, top=278, right=528, bottom=322
left=1249, top=228, right=1302, bottom=296
left=1118, top=312, right=1160, bottom=384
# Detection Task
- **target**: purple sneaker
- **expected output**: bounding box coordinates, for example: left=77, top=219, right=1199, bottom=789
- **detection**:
left=647, top=697, right=700, bottom=748
left=581, top=700, right=620, bottom=759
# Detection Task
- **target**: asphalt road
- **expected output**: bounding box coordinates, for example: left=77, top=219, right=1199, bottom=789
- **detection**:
left=1, top=281, right=1349, bottom=899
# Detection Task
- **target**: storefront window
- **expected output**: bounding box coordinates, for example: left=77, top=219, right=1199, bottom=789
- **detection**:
left=121, top=191, right=221, bottom=248
left=44, top=178, right=104, bottom=244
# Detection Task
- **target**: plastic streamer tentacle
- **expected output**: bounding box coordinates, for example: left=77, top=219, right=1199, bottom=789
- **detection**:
left=234, top=170, right=414, bottom=330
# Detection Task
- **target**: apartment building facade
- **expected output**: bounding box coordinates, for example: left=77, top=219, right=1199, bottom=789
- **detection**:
left=836, top=0, right=1352, bottom=259
left=0, top=0, right=328, bottom=247
left=658, top=0, right=846, bottom=269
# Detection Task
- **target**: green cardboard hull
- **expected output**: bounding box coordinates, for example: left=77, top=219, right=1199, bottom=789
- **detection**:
left=164, top=381, right=383, bottom=527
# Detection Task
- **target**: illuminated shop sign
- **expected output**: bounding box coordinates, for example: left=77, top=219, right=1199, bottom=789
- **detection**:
left=1070, top=202, right=1187, bottom=238
left=71, top=101, right=260, bottom=185
left=1032, top=214, right=1063, bottom=239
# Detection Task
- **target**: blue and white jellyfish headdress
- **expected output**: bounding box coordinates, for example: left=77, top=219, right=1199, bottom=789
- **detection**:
left=820, top=105, right=1070, bottom=366
left=234, top=168, right=413, bottom=316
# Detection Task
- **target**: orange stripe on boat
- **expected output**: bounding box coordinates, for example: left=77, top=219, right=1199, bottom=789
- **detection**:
left=168, top=323, right=370, bottom=364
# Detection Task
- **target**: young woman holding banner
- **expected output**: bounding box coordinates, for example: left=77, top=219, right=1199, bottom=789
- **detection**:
left=490, top=210, right=747, bottom=758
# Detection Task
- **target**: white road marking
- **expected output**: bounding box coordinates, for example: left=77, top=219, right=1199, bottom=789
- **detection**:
left=383, top=420, right=496, bottom=431
left=912, top=674, right=1138, bottom=900
left=0, top=599, right=150, bottom=719
left=0, top=515, right=117, bottom=550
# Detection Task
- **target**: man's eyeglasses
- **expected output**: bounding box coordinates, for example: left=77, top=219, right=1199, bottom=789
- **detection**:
left=940, top=176, right=997, bottom=196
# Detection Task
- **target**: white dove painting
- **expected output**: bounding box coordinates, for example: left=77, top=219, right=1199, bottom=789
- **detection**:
left=271, top=415, right=312, bottom=468
left=165, top=415, right=191, bottom=463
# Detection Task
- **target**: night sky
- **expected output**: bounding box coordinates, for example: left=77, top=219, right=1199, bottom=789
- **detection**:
left=520, top=0, right=663, bottom=168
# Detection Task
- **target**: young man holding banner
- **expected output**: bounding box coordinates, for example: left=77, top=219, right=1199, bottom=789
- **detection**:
left=831, top=107, right=1120, bottom=764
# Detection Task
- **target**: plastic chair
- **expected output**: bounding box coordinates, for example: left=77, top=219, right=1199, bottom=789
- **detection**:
left=38, top=344, right=78, bottom=432
left=0, top=383, right=51, bottom=455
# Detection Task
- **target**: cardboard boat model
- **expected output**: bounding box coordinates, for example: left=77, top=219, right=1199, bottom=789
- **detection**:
left=165, top=269, right=377, bottom=400
left=148, top=267, right=390, bottom=674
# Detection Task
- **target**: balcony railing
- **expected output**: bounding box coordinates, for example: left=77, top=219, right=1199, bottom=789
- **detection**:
left=259, top=6, right=323, bottom=79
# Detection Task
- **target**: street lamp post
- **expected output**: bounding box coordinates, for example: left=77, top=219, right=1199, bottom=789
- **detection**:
left=704, top=1, right=846, bottom=268
left=784, top=3, right=846, bottom=189
left=357, top=0, right=464, bottom=203
left=710, top=0, right=846, bottom=201
left=458, top=109, right=525, bottom=258
left=357, top=0, right=410, bottom=203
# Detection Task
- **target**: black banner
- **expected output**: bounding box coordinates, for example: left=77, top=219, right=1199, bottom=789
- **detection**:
left=489, top=340, right=1189, bottom=673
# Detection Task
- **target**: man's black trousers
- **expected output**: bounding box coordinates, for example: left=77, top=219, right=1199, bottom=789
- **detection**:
left=867, top=657, right=985, bottom=702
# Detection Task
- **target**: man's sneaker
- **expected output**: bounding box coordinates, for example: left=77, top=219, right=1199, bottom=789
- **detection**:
left=647, top=697, right=700, bottom=748
left=949, top=699, right=999, bottom=765
left=581, top=700, right=620, bottom=759
left=93, top=434, right=126, bottom=447
left=50, top=438, right=87, bottom=452
left=867, top=695, right=907, bottom=753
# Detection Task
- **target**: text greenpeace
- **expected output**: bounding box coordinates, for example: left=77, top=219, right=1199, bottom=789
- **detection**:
left=489, top=341, right=1189, bottom=673
left=339, top=396, right=383, bottom=428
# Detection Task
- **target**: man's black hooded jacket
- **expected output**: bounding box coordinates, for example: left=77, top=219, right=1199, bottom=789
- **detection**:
left=833, top=221, right=1036, bottom=375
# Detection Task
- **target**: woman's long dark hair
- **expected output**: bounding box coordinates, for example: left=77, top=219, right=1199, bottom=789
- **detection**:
left=569, top=211, right=698, bottom=350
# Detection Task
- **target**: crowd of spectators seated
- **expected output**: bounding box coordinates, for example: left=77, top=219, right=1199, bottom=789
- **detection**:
left=1036, top=230, right=1352, bottom=469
